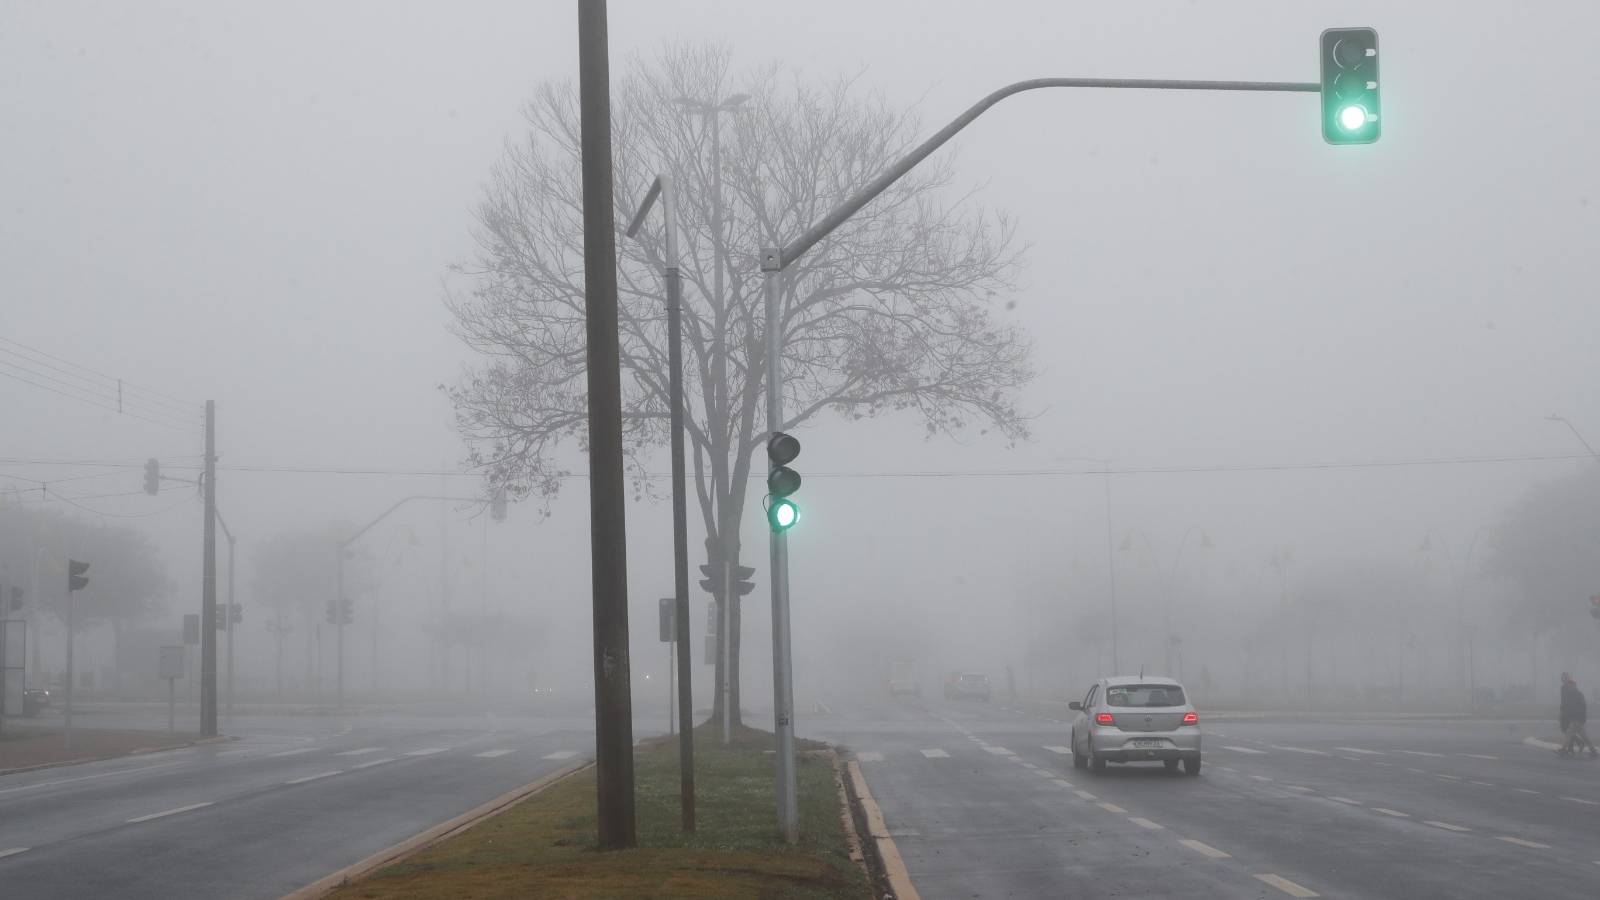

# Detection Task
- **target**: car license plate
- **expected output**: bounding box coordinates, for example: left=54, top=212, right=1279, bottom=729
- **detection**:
left=1131, top=739, right=1164, bottom=748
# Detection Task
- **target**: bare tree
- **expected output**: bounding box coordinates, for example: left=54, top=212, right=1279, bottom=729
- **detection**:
left=447, top=45, right=1034, bottom=726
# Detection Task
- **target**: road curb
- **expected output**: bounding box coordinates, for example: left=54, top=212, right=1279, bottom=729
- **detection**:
left=279, top=758, right=592, bottom=900
left=846, top=758, right=920, bottom=900
left=0, top=734, right=234, bottom=777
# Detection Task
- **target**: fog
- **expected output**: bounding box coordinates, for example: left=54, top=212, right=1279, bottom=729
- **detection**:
left=4, top=0, right=1599, bottom=727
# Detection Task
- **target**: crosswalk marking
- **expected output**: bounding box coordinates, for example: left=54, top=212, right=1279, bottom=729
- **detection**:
left=351, top=757, right=397, bottom=770
left=1179, top=839, right=1230, bottom=859
left=405, top=748, right=447, bottom=757
left=126, top=802, right=213, bottom=823
left=475, top=749, right=516, bottom=758
left=1424, top=821, right=1471, bottom=832
left=543, top=750, right=579, bottom=760
left=336, top=748, right=384, bottom=756
left=1224, top=745, right=1266, bottom=754
left=1255, top=874, right=1319, bottom=897
left=919, top=749, right=949, bottom=758
left=1044, top=746, right=1072, bottom=755
left=285, top=771, right=341, bottom=785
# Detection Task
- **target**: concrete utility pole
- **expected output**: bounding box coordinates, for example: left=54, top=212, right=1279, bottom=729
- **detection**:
left=577, top=0, right=636, bottom=850
left=214, top=510, right=237, bottom=721
left=201, top=399, right=218, bottom=737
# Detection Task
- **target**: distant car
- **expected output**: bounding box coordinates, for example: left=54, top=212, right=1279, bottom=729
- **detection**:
left=1069, top=676, right=1201, bottom=776
left=888, top=660, right=920, bottom=697
left=944, top=672, right=992, bottom=701
left=23, top=687, right=50, bottom=717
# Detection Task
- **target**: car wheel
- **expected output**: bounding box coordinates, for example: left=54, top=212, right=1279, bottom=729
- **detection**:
left=1163, top=759, right=1180, bottom=773
left=1072, top=731, right=1088, bottom=770
left=1090, top=738, right=1107, bottom=773
left=1183, top=756, right=1202, bottom=777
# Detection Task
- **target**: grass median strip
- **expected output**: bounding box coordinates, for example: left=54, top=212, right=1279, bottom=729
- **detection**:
left=328, top=725, right=868, bottom=900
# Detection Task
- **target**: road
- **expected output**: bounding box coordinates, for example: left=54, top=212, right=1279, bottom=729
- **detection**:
left=814, top=696, right=1598, bottom=899
left=0, top=701, right=635, bottom=899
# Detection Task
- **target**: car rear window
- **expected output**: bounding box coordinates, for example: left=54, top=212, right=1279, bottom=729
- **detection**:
left=1105, top=685, right=1186, bottom=707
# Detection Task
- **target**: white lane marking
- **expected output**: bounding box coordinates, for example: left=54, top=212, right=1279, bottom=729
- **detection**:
left=1130, top=817, right=1163, bottom=830
left=351, top=757, right=397, bottom=770
left=543, top=750, right=579, bottom=760
left=1335, top=747, right=1384, bottom=755
left=1034, top=769, right=1056, bottom=778
left=126, top=801, right=213, bottom=823
left=336, top=747, right=384, bottom=757
left=285, top=770, right=341, bottom=785
left=0, top=761, right=184, bottom=796
left=1523, top=736, right=1563, bottom=752
left=982, top=746, right=1014, bottom=756
left=1338, top=756, right=1361, bottom=762
left=1372, top=808, right=1409, bottom=818
left=1461, top=753, right=1500, bottom=760
left=1400, top=750, right=1446, bottom=758
left=1097, top=802, right=1127, bottom=813
left=1497, top=836, right=1550, bottom=849
left=1424, top=821, right=1471, bottom=832
left=0, top=848, right=30, bottom=859
left=1404, top=768, right=1426, bottom=774
left=1271, top=745, right=1329, bottom=756
left=1074, top=790, right=1097, bottom=801
left=1053, top=779, right=1074, bottom=788
left=475, top=749, right=516, bottom=758
left=1515, top=789, right=1541, bottom=795
left=1329, top=797, right=1361, bottom=805
left=269, top=748, right=317, bottom=758
left=405, top=748, right=448, bottom=757
left=1018, top=761, right=1038, bottom=769
left=1435, top=774, right=1462, bottom=781
left=1283, top=785, right=1314, bottom=793
left=1255, top=874, right=1320, bottom=897
left=1373, top=762, right=1395, bottom=767
left=1468, top=781, right=1495, bottom=787
left=919, top=749, right=949, bottom=758
left=1224, top=745, right=1266, bottom=755
left=1215, top=766, right=1237, bottom=773
left=1561, top=796, right=1600, bottom=806
left=1250, top=775, right=1274, bottom=782
left=1044, top=745, right=1072, bottom=755
left=1179, top=839, right=1231, bottom=859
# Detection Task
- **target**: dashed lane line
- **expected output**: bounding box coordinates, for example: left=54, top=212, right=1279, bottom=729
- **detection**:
left=1435, top=774, right=1462, bottom=781
left=982, top=746, right=1015, bottom=756
left=1034, top=769, right=1056, bottom=779
left=475, top=749, right=516, bottom=758
left=0, top=848, right=30, bottom=860
left=404, top=748, right=448, bottom=757
left=1130, top=817, right=1163, bottom=830
left=1335, top=747, right=1384, bottom=755
left=919, top=749, right=949, bottom=758
left=1271, top=746, right=1329, bottom=756
left=1404, top=768, right=1426, bottom=774
left=1424, top=821, right=1471, bottom=832
left=1515, top=788, right=1541, bottom=795
left=351, top=757, right=397, bottom=770
left=1282, top=785, right=1314, bottom=793
left=1250, top=775, right=1274, bottom=782
left=1223, top=745, right=1266, bottom=754
left=543, top=750, right=579, bottom=760
left=1523, top=736, right=1563, bottom=752
left=1097, top=802, right=1127, bottom=814
left=269, top=748, right=317, bottom=758
left=1561, top=796, right=1599, bottom=806
left=1053, top=779, right=1074, bottom=788
left=1461, top=753, right=1500, bottom=760
left=126, top=802, right=213, bottom=823
left=1329, top=797, right=1361, bottom=805
left=1018, top=761, right=1038, bottom=769
left=1399, top=750, right=1446, bottom=758
left=1074, top=790, right=1097, bottom=801
left=1179, top=839, right=1231, bottom=859
left=336, top=747, right=385, bottom=756
left=1468, top=781, right=1495, bottom=787
left=1497, top=836, right=1550, bottom=849
left=0, top=761, right=184, bottom=796
left=1372, top=808, right=1409, bottom=818
left=1044, top=746, right=1072, bottom=755
left=285, top=771, right=341, bottom=786
left=1254, top=874, right=1320, bottom=897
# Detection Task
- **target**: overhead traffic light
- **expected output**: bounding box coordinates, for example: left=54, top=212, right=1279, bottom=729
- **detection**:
left=1321, top=27, right=1380, bottom=144
left=326, top=596, right=353, bottom=625
left=766, top=432, right=801, bottom=532
left=698, top=563, right=756, bottom=598
left=1590, top=595, right=1600, bottom=621
left=67, top=559, right=90, bottom=593
left=4, top=584, right=23, bottom=611
left=144, top=458, right=160, bottom=495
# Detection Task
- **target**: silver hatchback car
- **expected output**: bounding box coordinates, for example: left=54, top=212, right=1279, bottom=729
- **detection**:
left=1069, top=676, right=1202, bottom=775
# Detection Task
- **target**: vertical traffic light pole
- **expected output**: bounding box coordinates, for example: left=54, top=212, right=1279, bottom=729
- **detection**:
left=624, top=174, right=696, bottom=831
left=201, top=399, right=218, bottom=738
left=214, top=509, right=237, bottom=721
left=759, top=72, right=1334, bottom=844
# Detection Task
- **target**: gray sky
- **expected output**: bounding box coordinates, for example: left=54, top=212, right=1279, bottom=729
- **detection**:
left=4, top=1, right=1598, bottom=695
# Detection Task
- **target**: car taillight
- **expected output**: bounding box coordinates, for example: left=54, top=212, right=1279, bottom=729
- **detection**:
left=1181, top=712, right=1199, bottom=726
left=1095, top=712, right=1115, bottom=726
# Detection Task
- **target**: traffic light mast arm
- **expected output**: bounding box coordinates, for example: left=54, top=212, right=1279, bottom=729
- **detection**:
left=340, top=494, right=485, bottom=551
left=776, top=76, right=1318, bottom=270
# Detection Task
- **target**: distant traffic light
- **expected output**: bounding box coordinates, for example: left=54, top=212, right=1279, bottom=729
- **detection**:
left=4, top=584, right=23, bottom=611
left=144, top=458, right=160, bottom=495
left=1590, top=595, right=1600, bottom=620
left=1321, top=27, right=1381, bottom=144
left=766, top=432, right=801, bottom=531
left=490, top=486, right=508, bottom=522
left=326, top=596, right=353, bottom=625
left=67, top=559, right=89, bottom=593
left=231, top=602, right=243, bottom=625
left=698, top=563, right=755, bottom=598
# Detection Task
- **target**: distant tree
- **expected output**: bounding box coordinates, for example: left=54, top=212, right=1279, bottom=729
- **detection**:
left=446, top=44, right=1034, bottom=725
left=251, top=526, right=344, bottom=701
left=1485, top=465, right=1600, bottom=640
left=0, top=505, right=171, bottom=628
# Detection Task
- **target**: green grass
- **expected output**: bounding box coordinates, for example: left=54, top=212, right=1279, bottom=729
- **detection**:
left=333, top=723, right=868, bottom=900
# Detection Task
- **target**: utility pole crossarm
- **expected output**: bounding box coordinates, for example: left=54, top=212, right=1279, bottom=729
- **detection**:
left=779, top=76, right=1318, bottom=269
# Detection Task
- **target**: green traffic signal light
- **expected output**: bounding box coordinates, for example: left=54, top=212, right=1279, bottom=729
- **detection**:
left=766, top=431, right=802, bottom=532
left=768, top=497, right=799, bottom=531
left=1321, top=27, right=1381, bottom=145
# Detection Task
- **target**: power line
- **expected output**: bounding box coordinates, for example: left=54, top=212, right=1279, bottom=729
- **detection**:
left=0, top=335, right=198, bottom=414
left=50, top=488, right=198, bottom=519
left=0, top=356, right=197, bottom=427
left=0, top=345, right=197, bottom=421
left=0, top=368, right=198, bottom=433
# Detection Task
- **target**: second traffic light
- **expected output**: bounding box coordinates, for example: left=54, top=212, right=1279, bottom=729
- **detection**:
left=67, top=559, right=90, bottom=592
left=766, top=432, right=801, bottom=532
left=1321, top=27, right=1380, bottom=144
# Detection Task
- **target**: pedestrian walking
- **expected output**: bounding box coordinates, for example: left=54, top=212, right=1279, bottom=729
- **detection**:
left=1557, top=673, right=1596, bottom=758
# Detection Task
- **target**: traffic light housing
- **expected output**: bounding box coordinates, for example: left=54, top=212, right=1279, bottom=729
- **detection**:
left=144, top=458, right=160, bottom=495
left=327, top=596, right=353, bottom=625
left=1321, top=27, right=1380, bottom=144
left=4, top=585, right=23, bottom=611
left=67, top=559, right=89, bottom=593
left=766, top=432, right=801, bottom=531
left=1590, top=595, right=1600, bottom=621
left=698, top=563, right=756, bottom=598
left=490, top=486, right=508, bottom=522
left=231, top=602, right=243, bottom=625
